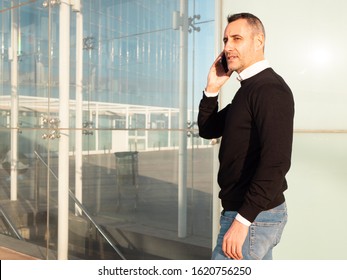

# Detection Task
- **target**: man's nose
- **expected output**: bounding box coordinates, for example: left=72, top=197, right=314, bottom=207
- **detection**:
left=224, top=41, right=233, bottom=52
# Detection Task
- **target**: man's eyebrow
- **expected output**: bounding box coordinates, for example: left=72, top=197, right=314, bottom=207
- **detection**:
left=223, top=34, right=242, bottom=40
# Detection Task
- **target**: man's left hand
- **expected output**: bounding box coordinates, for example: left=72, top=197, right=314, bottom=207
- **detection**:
left=222, top=219, right=249, bottom=260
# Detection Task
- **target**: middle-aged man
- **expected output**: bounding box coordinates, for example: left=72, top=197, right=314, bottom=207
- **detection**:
left=198, top=12, right=294, bottom=260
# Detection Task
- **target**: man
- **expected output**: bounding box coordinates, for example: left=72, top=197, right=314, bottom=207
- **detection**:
left=198, top=13, right=294, bottom=260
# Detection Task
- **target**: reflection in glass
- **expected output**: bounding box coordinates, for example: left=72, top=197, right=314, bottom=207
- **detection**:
left=0, top=0, right=215, bottom=259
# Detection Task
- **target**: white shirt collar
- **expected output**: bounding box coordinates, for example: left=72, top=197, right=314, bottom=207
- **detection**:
left=237, top=60, right=270, bottom=82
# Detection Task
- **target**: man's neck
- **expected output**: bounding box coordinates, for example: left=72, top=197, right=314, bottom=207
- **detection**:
left=237, top=60, right=270, bottom=81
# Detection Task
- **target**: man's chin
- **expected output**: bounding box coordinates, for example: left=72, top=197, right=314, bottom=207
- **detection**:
left=228, top=63, right=239, bottom=72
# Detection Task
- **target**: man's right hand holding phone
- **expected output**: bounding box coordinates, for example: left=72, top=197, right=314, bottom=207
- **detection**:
left=205, top=52, right=233, bottom=94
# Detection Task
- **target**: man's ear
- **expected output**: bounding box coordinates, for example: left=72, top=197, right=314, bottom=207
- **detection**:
left=255, top=33, right=265, bottom=51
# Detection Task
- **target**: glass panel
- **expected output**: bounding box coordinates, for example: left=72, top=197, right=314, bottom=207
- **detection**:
left=0, top=0, right=216, bottom=260
left=68, top=128, right=214, bottom=260
left=0, top=0, right=61, bottom=257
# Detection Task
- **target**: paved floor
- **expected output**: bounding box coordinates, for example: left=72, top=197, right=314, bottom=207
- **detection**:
left=0, top=246, right=38, bottom=260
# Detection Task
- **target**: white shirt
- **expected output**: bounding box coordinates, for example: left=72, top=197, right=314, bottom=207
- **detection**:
left=237, top=59, right=270, bottom=81
left=204, top=59, right=270, bottom=96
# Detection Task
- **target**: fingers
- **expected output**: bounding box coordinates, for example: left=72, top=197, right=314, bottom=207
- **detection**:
left=213, top=52, right=233, bottom=77
left=210, top=51, right=225, bottom=71
left=222, top=220, right=248, bottom=260
left=205, top=51, right=232, bottom=93
left=234, top=246, right=243, bottom=260
left=222, top=237, right=243, bottom=260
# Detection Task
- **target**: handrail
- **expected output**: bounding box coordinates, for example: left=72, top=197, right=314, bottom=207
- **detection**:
left=34, top=151, right=126, bottom=260
left=0, top=205, right=24, bottom=240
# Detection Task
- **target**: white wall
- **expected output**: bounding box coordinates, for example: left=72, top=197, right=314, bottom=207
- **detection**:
left=221, top=0, right=347, bottom=130
left=218, top=0, right=347, bottom=259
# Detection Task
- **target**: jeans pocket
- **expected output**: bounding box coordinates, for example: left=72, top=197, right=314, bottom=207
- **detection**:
left=249, top=215, right=288, bottom=259
left=248, top=209, right=288, bottom=260
left=249, top=221, right=280, bottom=259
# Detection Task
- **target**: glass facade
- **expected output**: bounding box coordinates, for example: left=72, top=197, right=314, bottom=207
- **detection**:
left=0, top=0, right=215, bottom=259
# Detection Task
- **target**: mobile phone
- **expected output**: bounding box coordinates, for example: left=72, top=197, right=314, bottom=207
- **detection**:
left=220, top=53, right=229, bottom=73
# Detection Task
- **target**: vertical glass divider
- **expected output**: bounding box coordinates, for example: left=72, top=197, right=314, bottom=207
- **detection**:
left=57, top=0, right=70, bottom=260
left=10, top=0, right=19, bottom=201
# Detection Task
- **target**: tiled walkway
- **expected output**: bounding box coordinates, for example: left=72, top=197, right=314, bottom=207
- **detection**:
left=0, top=246, right=38, bottom=260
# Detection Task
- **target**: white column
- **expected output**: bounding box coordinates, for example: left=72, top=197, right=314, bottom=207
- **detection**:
left=57, top=0, right=70, bottom=260
left=75, top=2, right=83, bottom=216
left=178, top=0, right=188, bottom=238
left=95, top=104, right=99, bottom=151
left=10, top=0, right=19, bottom=201
left=168, top=109, right=172, bottom=148
left=145, top=108, right=150, bottom=150
left=211, top=0, right=223, bottom=250
left=95, top=104, right=101, bottom=213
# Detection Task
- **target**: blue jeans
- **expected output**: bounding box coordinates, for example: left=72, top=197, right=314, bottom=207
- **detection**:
left=212, top=202, right=287, bottom=260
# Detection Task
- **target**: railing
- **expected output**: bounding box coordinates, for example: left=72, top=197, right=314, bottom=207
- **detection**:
left=0, top=205, right=24, bottom=240
left=33, top=150, right=126, bottom=260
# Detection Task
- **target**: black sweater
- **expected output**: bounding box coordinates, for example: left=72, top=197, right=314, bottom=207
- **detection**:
left=198, top=68, right=294, bottom=222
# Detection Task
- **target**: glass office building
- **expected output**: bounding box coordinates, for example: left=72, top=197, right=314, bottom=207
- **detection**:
left=0, top=0, right=215, bottom=259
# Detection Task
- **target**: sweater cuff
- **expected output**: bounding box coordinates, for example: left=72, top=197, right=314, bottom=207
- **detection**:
left=238, top=203, right=263, bottom=224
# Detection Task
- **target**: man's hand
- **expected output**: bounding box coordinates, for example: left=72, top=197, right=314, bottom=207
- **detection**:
left=205, top=52, right=233, bottom=93
left=222, top=219, right=249, bottom=260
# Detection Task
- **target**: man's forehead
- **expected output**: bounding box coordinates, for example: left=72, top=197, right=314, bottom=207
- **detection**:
left=224, top=19, right=253, bottom=37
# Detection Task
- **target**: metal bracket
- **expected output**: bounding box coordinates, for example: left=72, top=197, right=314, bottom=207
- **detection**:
left=172, top=11, right=201, bottom=33
left=187, top=121, right=199, bottom=138
left=83, top=37, right=95, bottom=50
left=83, top=121, right=94, bottom=135
left=188, top=15, right=201, bottom=33
left=40, top=115, right=61, bottom=140
left=42, top=0, right=61, bottom=8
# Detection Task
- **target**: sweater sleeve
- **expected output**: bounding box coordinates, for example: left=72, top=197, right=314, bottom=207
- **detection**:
left=197, top=92, right=229, bottom=139
left=238, top=82, right=294, bottom=222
